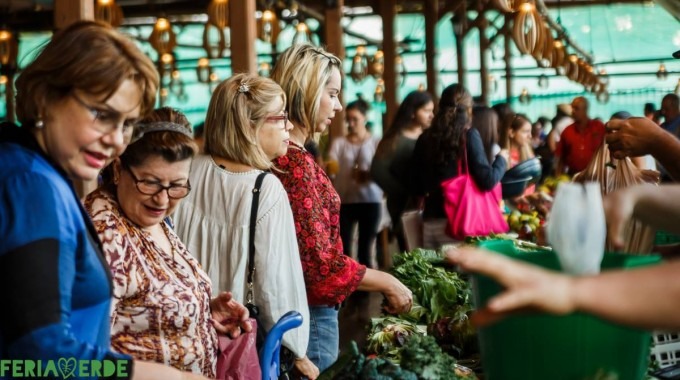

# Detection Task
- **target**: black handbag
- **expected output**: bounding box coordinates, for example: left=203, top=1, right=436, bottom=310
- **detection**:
left=245, top=171, right=296, bottom=376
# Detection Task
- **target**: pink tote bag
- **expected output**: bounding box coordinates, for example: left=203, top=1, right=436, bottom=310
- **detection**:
left=441, top=142, right=508, bottom=240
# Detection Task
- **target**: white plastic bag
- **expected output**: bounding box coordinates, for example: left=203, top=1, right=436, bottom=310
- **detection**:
left=401, top=210, right=423, bottom=252
left=546, top=182, right=606, bottom=275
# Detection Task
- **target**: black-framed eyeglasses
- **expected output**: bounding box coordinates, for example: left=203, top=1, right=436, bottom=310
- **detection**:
left=265, top=111, right=288, bottom=126
left=123, top=164, right=191, bottom=199
left=71, top=92, right=138, bottom=143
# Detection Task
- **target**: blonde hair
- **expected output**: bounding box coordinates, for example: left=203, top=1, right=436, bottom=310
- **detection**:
left=16, top=21, right=158, bottom=126
left=270, top=43, right=342, bottom=140
left=204, top=73, right=286, bottom=170
left=502, top=114, right=533, bottom=162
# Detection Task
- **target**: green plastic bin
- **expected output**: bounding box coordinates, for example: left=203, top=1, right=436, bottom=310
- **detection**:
left=654, top=230, right=680, bottom=245
left=473, top=240, right=660, bottom=380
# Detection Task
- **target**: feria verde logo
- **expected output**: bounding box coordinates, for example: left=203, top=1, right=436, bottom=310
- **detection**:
left=0, top=358, right=130, bottom=378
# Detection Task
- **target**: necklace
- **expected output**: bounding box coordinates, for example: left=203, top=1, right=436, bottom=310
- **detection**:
left=288, top=140, right=307, bottom=151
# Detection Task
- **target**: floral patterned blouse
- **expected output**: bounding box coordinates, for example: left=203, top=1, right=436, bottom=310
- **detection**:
left=84, top=189, right=218, bottom=377
left=274, top=142, right=366, bottom=306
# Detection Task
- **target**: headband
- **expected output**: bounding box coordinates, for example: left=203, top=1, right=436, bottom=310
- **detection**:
left=133, top=121, right=193, bottom=140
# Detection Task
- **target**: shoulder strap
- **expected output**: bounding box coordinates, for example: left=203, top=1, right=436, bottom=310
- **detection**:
left=458, top=132, right=469, bottom=174
left=246, top=171, right=269, bottom=304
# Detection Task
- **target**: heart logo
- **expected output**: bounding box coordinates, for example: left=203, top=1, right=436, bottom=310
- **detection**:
left=57, top=357, right=76, bottom=379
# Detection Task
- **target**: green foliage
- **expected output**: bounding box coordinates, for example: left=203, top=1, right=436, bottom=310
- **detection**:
left=391, top=248, right=471, bottom=324
left=366, top=317, right=420, bottom=362
left=399, top=335, right=461, bottom=380
left=318, top=341, right=419, bottom=380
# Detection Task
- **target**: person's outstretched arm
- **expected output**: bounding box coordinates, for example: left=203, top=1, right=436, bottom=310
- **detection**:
left=446, top=247, right=680, bottom=331
left=607, top=117, right=680, bottom=181
left=604, top=183, right=680, bottom=247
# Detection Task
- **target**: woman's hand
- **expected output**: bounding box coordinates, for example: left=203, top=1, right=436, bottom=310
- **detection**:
left=293, top=356, right=319, bottom=380
left=445, top=247, right=575, bottom=327
left=210, top=292, right=252, bottom=338
left=498, top=149, right=510, bottom=163
left=382, top=275, right=413, bottom=315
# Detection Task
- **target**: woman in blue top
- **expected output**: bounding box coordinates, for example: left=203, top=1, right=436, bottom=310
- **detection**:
left=411, top=84, right=509, bottom=250
left=0, top=21, right=209, bottom=380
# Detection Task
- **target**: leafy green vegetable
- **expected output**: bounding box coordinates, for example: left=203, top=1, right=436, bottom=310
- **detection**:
left=319, top=340, right=420, bottom=379
left=465, top=233, right=552, bottom=252
left=366, top=317, right=419, bottom=362
left=391, top=248, right=471, bottom=324
left=399, top=334, right=461, bottom=380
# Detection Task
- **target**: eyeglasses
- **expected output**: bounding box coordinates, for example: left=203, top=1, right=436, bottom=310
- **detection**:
left=123, top=164, right=191, bottom=199
left=71, top=92, right=138, bottom=144
left=265, top=111, right=288, bottom=126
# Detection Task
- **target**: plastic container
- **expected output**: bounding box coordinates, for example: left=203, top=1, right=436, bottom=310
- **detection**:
left=655, top=230, right=680, bottom=246
left=503, top=157, right=542, bottom=185
left=652, top=331, right=680, bottom=369
left=473, top=239, right=660, bottom=380
left=501, top=176, right=533, bottom=198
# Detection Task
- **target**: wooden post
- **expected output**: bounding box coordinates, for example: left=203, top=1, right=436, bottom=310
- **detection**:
left=380, top=0, right=397, bottom=130
left=229, top=0, right=257, bottom=74
left=4, top=71, right=16, bottom=123
left=53, top=0, right=96, bottom=198
left=424, top=0, right=439, bottom=102
left=478, top=11, right=490, bottom=106
left=504, top=14, right=513, bottom=104
left=53, top=0, right=94, bottom=30
left=452, top=3, right=467, bottom=88
left=324, top=0, right=345, bottom=142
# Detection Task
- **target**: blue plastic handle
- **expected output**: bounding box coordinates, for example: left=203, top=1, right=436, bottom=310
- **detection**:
left=260, top=310, right=303, bottom=380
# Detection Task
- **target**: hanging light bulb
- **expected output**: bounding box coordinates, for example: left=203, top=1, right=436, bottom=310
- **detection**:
left=538, top=74, right=549, bottom=89
left=374, top=79, right=385, bottom=103
left=169, top=70, right=185, bottom=100
left=149, top=18, right=177, bottom=56
left=202, top=22, right=228, bottom=59
left=95, top=0, right=123, bottom=27
left=0, top=29, right=17, bottom=68
left=417, top=83, right=426, bottom=92
left=488, top=75, right=498, bottom=94
left=350, top=45, right=369, bottom=84
left=0, top=75, right=6, bottom=97
left=159, top=88, right=169, bottom=106
left=596, top=90, right=610, bottom=104
left=657, top=63, right=668, bottom=80
left=207, top=0, right=229, bottom=28
left=599, top=69, right=609, bottom=86
left=196, top=57, right=212, bottom=84
left=293, top=20, right=313, bottom=44
left=368, top=50, right=384, bottom=79
left=519, top=88, right=531, bottom=104
left=258, top=62, right=271, bottom=77
left=396, top=54, right=407, bottom=87
left=257, top=9, right=281, bottom=43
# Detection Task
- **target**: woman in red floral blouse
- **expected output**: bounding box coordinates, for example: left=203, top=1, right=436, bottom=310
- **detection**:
left=271, top=43, right=413, bottom=372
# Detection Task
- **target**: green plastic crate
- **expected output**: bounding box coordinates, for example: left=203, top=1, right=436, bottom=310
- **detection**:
left=473, top=240, right=661, bottom=380
left=654, top=230, right=680, bottom=245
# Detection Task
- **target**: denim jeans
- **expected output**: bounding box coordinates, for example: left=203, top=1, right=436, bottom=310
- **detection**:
left=306, top=306, right=339, bottom=372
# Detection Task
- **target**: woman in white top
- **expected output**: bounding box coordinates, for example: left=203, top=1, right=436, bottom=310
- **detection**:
left=172, top=74, right=318, bottom=379
left=328, top=98, right=383, bottom=268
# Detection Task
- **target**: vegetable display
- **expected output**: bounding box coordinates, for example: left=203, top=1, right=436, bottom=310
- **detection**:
left=318, top=339, right=476, bottom=380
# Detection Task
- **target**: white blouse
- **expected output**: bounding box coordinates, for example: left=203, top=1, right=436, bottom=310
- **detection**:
left=328, top=135, right=383, bottom=204
left=172, top=155, right=309, bottom=358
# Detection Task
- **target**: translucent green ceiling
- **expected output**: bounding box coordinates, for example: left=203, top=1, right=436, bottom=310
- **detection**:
left=4, top=2, right=679, bottom=128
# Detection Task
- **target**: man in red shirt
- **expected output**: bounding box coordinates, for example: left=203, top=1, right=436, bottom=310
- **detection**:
left=555, top=96, right=605, bottom=175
